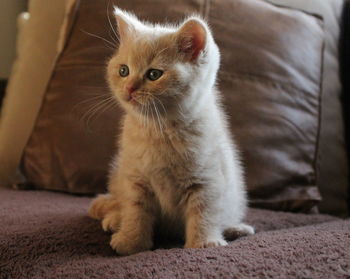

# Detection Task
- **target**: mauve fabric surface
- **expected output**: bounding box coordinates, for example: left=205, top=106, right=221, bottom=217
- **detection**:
left=1, top=189, right=349, bottom=279
left=20, top=0, right=325, bottom=212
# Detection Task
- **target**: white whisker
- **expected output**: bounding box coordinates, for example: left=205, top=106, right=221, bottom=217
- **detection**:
left=107, top=0, right=120, bottom=43
left=152, top=99, right=164, bottom=139
left=153, top=96, right=167, bottom=115
left=85, top=98, right=115, bottom=122
left=81, top=29, right=116, bottom=48
left=80, top=96, right=115, bottom=129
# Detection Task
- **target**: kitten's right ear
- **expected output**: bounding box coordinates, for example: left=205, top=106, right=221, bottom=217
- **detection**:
left=114, top=7, right=140, bottom=41
left=176, top=18, right=207, bottom=62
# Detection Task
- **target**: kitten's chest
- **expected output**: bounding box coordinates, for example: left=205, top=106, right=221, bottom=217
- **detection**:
left=125, top=129, right=197, bottom=215
left=127, top=123, right=199, bottom=185
left=122, top=119, right=204, bottom=216
left=142, top=132, right=196, bottom=179
left=146, top=140, right=198, bottom=217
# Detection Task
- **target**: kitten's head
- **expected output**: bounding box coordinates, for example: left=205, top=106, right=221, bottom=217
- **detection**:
left=107, top=8, right=220, bottom=120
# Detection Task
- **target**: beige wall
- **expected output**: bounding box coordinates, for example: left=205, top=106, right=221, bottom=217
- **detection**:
left=0, top=0, right=27, bottom=79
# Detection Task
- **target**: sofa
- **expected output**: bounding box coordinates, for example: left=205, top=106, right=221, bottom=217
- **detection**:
left=1, top=0, right=350, bottom=278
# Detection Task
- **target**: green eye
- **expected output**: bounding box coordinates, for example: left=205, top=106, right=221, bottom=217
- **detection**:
left=119, top=65, right=129, bottom=77
left=146, top=69, right=163, bottom=81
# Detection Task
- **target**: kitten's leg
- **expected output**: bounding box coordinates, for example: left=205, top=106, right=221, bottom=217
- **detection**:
left=184, top=185, right=227, bottom=248
left=110, top=182, right=157, bottom=255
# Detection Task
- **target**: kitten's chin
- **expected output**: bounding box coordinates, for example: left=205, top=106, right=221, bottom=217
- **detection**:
left=127, top=98, right=138, bottom=105
left=122, top=99, right=143, bottom=115
left=118, top=94, right=139, bottom=108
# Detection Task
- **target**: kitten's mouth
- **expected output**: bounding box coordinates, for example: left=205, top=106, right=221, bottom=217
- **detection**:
left=126, top=94, right=137, bottom=104
left=126, top=93, right=147, bottom=106
left=127, top=96, right=143, bottom=108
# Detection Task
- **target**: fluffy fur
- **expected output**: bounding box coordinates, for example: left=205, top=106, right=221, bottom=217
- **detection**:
left=89, top=7, right=254, bottom=255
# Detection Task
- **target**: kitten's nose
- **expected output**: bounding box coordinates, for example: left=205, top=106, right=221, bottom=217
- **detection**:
left=126, top=83, right=139, bottom=95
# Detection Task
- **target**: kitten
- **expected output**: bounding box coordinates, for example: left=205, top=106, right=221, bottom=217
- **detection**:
left=89, top=7, right=254, bottom=255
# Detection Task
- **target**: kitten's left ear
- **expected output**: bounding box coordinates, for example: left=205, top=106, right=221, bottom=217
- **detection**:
left=114, top=7, right=141, bottom=41
left=176, top=18, right=207, bottom=62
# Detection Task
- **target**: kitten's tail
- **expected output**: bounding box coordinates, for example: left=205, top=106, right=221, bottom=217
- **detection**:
left=223, top=224, right=255, bottom=241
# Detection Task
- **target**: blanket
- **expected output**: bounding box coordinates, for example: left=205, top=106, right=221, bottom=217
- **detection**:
left=0, top=189, right=349, bottom=278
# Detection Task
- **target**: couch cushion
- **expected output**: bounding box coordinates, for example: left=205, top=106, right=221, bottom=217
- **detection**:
left=268, top=0, right=349, bottom=222
left=341, top=0, right=350, bottom=214
left=208, top=0, right=324, bottom=211
left=0, top=0, right=77, bottom=186
left=1, top=188, right=349, bottom=278
left=19, top=0, right=324, bottom=212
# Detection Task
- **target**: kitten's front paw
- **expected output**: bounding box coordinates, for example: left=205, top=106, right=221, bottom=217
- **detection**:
left=88, top=194, right=115, bottom=220
left=185, top=238, right=228, bottom=249
left=101, top=211, right=121, bottom=232
left=110, top=231, right=153, bottom=255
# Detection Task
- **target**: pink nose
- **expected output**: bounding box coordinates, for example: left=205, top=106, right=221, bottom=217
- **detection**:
left=126, top=84, right=138, bottom=95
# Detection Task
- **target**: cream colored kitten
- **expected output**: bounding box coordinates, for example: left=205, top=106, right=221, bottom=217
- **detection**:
left=89, top=8, right=254, bottom=255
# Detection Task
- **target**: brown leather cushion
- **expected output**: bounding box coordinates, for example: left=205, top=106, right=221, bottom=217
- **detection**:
left=341, top=0, right=350, bottom=213
left=272, top=0, right=349, bottom=218
left=21, top=0, right=324, bottom=212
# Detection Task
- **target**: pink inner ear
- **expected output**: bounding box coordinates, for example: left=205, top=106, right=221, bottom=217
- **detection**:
left=178, top=21, right=206, bottom=62
left=115, top=15, right=129, bottom=42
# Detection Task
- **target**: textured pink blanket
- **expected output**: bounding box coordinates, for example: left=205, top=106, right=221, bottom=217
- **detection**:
left=1, top=189, right=349, bottom=278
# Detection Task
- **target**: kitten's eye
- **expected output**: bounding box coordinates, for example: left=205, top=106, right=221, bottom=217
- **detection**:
left=146, top=69, right=163, bottom=81
left=119, top=65, right=129, bottom=77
